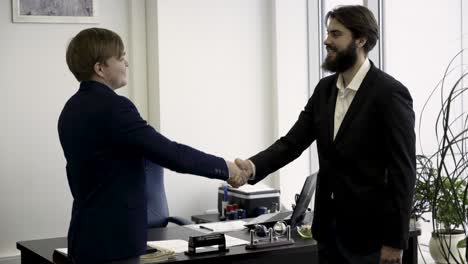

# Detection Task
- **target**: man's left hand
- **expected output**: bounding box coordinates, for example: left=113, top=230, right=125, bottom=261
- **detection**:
left=226, top=160, right=250, bottom=188
left=380, top=245, right=403, bottom=264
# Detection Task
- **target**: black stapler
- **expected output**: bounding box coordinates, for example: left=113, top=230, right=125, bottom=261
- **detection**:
left=185, top=233, right=229, bottom=255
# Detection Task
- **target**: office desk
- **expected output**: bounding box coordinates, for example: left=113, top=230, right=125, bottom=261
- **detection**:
left=192, top=213, right=422, bottom=264
left=17, top=225, right=316, bottom=264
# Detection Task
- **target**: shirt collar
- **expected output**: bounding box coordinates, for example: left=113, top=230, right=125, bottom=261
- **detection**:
left=336, top=58, right=371, bottom=92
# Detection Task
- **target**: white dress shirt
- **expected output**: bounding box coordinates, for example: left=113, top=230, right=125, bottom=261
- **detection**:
left=333, top=59, right=371, bottom=140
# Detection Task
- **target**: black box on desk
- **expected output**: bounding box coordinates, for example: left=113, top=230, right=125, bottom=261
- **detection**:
left=217, top=185, right=280, bottom=218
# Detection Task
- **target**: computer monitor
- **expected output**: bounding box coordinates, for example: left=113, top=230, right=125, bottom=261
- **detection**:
left=244, top=172, right=317, bottom=229
left=290, top=172, right=317, bottom=228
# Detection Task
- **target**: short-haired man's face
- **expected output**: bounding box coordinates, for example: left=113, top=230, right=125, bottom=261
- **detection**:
left=97, top=52, right=129, bottom=90
left=322, top=18, right=358, bottom=73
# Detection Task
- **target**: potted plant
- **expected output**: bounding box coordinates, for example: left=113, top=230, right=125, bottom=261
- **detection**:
left=411, top=155, right=434, bottom=228
left=417, top=50, right=468, bottom=263
left=428, top=176, right=467, bottom=264
left=413, top=155, right=466, bottom=263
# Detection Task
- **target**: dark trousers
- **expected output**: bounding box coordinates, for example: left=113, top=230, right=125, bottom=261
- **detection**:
left=318, top=240, right=380, bottom=264
left=317, top=219, right=380, bottom=264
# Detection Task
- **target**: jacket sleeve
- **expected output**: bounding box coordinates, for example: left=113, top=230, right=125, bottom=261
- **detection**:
left=249, top=93, right=317, bottom=184
left=381, top=83, right=416, bottom=249
left=107, top=95, right=229, bottom=181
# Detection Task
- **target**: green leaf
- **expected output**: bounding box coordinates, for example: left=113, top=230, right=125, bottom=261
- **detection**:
left=457, top=238, right=466, bottom=249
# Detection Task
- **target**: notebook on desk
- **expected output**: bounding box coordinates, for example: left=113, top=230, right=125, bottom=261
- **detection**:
left=244, top=173, right=317, bottom=229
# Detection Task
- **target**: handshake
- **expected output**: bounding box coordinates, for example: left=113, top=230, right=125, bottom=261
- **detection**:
left=226, top=158, right=254, bottom=188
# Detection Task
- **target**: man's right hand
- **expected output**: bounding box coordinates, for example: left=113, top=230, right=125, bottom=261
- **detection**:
left=226, top=160, right=250, bottom=188
left=234, top=158, right=254, bottom=179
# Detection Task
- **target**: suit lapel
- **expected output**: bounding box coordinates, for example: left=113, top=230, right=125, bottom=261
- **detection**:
left=333, top=64, right=379, bottom=143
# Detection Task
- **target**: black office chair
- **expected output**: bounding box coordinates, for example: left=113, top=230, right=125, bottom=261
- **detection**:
left=144, top=159, right=192, bottom=227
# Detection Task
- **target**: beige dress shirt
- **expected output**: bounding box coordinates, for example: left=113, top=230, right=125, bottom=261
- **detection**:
left=333, top=59, right=371, bottom=140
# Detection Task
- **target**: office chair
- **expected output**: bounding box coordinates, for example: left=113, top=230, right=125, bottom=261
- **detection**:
left=144, top=159, right=192, bottom=228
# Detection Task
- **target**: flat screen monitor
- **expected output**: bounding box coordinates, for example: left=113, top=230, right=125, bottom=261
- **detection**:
left=290, top=172, right=317, bottom=228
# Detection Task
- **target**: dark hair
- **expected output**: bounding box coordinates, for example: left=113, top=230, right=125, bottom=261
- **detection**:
left=325, top=5, right=379, bottom=54
left=66, top=28, right=124, bottom=82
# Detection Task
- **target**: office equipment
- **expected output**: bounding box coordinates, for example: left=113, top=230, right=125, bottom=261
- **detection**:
left=227, top=210, right=238, bottom=220
left=246, top=225, right=294, bottom=250
left=191, top=213, right=221, bottom=224
left=273, top=221, right=288, bottom=236
left=148, top=235, right=247, bottom=254
left=218, top=184, right=280, bottom=217
left=244, top=173, right=317, bottom=228
left=185, top=233, right=228, bottom=255
left=199, top=225, right=214, bottom=232
left=220, top=185, right=228, bottom=220
left=290, top=173, right=317, bottom=228
left=256, top=206, right=269, bottom=215
left=145, top=161, right=192, bottom=227
left=237, top=209, right=246, bottom=219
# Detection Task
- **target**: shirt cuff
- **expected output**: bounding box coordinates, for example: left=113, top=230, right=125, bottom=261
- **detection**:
left=248, top=160, right=256, bottom=180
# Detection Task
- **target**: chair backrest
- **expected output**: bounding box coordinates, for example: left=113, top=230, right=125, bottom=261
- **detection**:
left=144, top=159, right=170, bottom=228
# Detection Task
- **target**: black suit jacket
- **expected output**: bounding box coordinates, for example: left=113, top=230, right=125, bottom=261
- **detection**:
left=249, top=63, right=415, bottom=252
left=58, top=81, right=229, bottom=263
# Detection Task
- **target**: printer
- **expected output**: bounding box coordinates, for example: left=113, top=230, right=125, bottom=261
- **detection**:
left=217, top=184, right=280, bottom=218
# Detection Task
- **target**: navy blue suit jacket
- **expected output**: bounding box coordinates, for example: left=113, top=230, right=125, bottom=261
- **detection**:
left=249, top=63, right=416, bottom=253
left=58, top=81, right=228, bottom=263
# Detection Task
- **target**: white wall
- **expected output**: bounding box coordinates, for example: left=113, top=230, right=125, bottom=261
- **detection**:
left=273, top=0, right=314, bottom=210
left=385, top=0, right=463, bottom=155
left=148, top=0, right=277, bottom=218
left=384, top=0, right=464, bottom=249
left=0, top=0, right=130, bottom=257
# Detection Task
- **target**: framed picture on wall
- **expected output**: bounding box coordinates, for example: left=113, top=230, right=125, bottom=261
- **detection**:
left=12, top=0, right=98, bottom=24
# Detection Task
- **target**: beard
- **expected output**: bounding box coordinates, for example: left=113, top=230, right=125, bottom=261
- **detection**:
left=321, top=41, right=358, bottom=73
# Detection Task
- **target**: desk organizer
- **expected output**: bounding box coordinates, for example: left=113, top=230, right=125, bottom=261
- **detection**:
left=245, top=225, right=294, bottom=249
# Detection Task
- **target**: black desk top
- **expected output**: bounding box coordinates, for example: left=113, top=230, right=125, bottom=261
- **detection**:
left=17, top=225, right=317, bottom=264
left=17, top=221, right=421, bottom=264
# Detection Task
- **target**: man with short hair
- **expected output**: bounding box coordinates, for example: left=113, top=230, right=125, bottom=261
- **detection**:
left=234, top=5, right=415, bottom=264
left=59, top=27, right=248, bottom=264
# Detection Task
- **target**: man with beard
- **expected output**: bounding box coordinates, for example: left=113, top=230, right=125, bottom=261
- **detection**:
left=233, top=5, right=415, bottom=264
